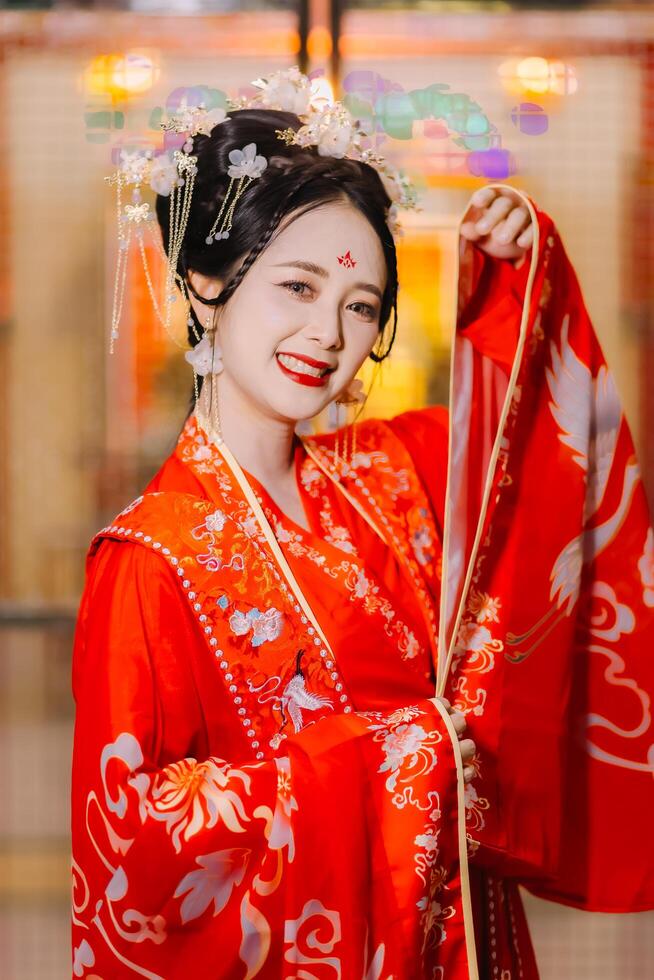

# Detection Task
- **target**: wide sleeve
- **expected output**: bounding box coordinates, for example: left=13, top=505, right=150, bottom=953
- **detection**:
left=440, top=193, right=654, bottom=912
left=458, top=242, right=531, bottom=373
left=71, top=540, right=474, bottom=979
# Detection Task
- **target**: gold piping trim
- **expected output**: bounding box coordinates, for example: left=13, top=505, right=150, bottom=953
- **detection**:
left=207, top=432, right=335, bottom=656
left=302, top=438, right=442, bottom=668
left=432, top=696, right=480, bottom=980
left=436, top=184, right=541, bottom=696
left=301, top=439, right=391, bottom=545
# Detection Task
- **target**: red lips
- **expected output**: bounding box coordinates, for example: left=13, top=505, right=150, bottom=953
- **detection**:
left=277, top=351, right=335, bottom=370
left=275, top=352, right=336, bottom=388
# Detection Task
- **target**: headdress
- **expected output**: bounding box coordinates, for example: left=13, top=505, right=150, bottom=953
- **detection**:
left=104, top=65, right=421, bottom=365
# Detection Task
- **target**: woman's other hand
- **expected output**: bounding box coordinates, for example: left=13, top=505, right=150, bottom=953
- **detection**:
left=430, top=697, right=476, bottom=784
left=459, top=185, right=534, bottom=265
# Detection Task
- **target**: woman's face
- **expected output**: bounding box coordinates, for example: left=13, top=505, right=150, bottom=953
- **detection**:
left=191, top=199, right=388, bottom=424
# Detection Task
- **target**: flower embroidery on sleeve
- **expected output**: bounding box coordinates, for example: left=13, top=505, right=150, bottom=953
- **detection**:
left=229, top=607, right=285, bottom=647
left=467, top=589, right=501, bottom=624
left=147, top=757, right=253, bottom=853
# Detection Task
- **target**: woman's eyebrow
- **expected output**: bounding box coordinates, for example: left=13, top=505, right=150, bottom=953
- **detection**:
left=271, top=259, right=382, bottom=302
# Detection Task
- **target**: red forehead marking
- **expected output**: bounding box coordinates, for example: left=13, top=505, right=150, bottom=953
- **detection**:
left=337, top=250, right=357, bottom=268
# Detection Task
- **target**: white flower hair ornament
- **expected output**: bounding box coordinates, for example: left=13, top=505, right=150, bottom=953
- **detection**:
left=228, top=72, right=420, bottom=223
left=184, top=332, right=224, bottom=377
left=205, top=142, right=268, bottom=244
left=104, top=100, right=231, bottom=353
left=104, top=66, right=420, bottom=374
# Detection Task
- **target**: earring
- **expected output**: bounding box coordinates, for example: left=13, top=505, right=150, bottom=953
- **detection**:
left=187, top=310, right=224, bottom=444
left=331, top=378, right=366, bottom=473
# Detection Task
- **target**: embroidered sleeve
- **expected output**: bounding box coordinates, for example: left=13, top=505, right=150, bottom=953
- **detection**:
left=71, top=541, right=472, bottom=978
left=387, top=405, right=449, bottom=530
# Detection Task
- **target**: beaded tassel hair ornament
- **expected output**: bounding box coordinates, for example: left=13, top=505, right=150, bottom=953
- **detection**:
left=104, top=65, right=421, bottom=456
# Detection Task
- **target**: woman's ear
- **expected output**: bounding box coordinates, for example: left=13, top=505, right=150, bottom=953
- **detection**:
left=187, top=268, right=224, bottom=303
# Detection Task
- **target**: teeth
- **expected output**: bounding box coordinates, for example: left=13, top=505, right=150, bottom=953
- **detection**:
left=277, top=353, right=328, bottom=378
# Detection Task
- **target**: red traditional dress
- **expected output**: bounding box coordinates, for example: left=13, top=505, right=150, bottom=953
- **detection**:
left=71, top=186, right=654, bottom=979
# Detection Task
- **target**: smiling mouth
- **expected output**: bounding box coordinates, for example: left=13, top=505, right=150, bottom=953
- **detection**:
left=276, top=353, right=335, bottom=378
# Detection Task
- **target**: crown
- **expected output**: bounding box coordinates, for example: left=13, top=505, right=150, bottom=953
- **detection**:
left=104, top=65, right=420, bottom=362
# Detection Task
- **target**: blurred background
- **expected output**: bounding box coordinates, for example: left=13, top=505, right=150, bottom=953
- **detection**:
left=1, top=0, right=653, bottom=976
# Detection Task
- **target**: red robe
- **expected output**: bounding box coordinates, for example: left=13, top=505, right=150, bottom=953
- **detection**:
left=71, top=186, right=654, bottom=978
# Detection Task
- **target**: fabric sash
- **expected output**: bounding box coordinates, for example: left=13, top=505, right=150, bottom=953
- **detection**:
left=440, top=183, right=654, bottom=911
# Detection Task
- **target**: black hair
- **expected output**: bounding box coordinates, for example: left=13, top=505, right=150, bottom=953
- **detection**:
left=155, top=108, right=399, bottom=404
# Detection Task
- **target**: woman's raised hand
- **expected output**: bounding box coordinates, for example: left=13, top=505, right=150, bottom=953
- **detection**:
left=430, top=696, right=476, bottom=784
left=459, top=185, right=534, bottom=264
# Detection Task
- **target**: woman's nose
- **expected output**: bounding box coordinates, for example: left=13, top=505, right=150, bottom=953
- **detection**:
left=303, top=309, right=344, bottom=350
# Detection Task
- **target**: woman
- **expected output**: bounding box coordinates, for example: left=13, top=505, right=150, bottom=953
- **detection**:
left=71, top=71, right=654, bottom=979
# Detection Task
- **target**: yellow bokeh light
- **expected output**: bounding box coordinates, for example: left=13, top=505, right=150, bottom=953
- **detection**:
left=498, top=56, right=578, bottom=97
left=517, top=57, right=550, bottom=94
left=83, top=51, right=159, bottom=100
left=307, top=26, right=333, bottom=61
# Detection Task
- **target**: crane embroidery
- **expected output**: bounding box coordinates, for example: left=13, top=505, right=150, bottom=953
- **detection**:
left=280, top=650, right=334, bottom=733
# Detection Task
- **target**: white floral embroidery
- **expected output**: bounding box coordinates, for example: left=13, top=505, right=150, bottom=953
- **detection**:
left=229, top=609, right=252, bottom=636
left=73, top=939, right=95, bottom=977
left=452, top=621, right=503, bottom=677
left=463, top=780, right=490, bottom=832
left=146, top=757, right=252, bottom=854
left=350, top=451, right=373, bottom=469
left=206, top=509, right=227, bottom=533
left=240, top=514, right=261, bottom=539
left=269, top=757, right=299, bottom=860
left=378, top=723, right=431, bottom=788
left=174, top=848, right=251, bottom=924
left=178, top=420, right=233, bottom=487
left=353, top=568, right=375, bottom=599
left=299, top=466, right=325, bottom=497
left=467, top=589, right=501, bottom=624
left=411, top=524, right=433, bottom=566
left=229, top=607, right=285, bottom=647
left=384, top=705, right=422, bottom=726
left=272, top=518, right=294, bottom=543
left=398, top=624, right=420, bottom=661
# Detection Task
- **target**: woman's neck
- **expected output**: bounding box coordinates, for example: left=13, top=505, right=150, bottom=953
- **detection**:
left=198, top=373, right=299, bottom=488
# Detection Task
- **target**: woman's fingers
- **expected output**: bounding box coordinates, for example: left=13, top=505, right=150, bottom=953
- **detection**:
left=460, top=186, right=534, bottom=261
left=516, top=223, right=534, bottom=248
left=450, top=711, right=467, bottom=737
left=459, top=737, right=476, bottom=766
left=428, top=698, right=468, bottom=737
left=427, top=698, right=477, bottom=781
left=474, top=194, right=513, bottom=236
left=492, top=205, right=530, bottom=245
left=470, top=186, right=497, bottom=209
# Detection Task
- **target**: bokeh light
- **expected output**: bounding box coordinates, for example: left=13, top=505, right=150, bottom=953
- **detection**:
left=82, top=51, right=160, bottom=100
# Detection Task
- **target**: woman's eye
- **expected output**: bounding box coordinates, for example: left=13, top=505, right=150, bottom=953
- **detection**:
left=350, top=302, right=377, bottom=321
left=280, top=280, right=377, bottom=320
left=281, top=279, right=312, bottom=297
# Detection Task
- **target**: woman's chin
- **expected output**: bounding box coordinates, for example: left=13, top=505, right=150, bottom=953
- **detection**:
left=268, top=388, right=334, bottom=423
